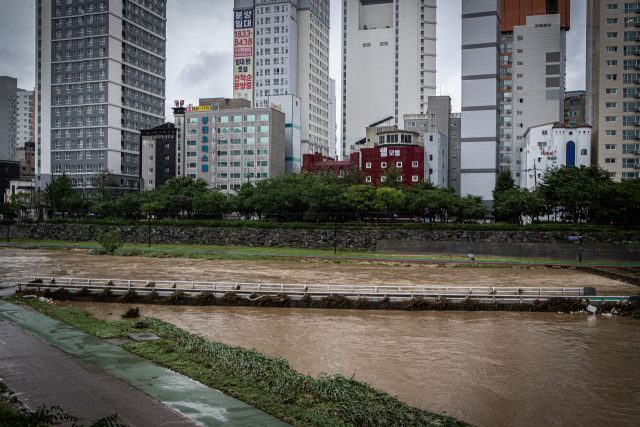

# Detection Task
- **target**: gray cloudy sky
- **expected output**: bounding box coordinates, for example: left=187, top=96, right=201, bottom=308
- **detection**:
left=0, top=0, right=586, bottom=135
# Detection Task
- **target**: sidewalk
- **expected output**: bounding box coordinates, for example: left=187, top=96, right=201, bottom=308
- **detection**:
left=0, top=300, right=290, bottom=427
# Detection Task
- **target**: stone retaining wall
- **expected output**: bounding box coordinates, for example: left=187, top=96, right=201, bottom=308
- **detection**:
left=5, top=223, right=640, bottom=250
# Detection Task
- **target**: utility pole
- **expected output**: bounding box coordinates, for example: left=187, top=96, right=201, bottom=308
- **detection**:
left=579, top=211, right=583, bottom=263
left=334, top=220, right=337, bottom=255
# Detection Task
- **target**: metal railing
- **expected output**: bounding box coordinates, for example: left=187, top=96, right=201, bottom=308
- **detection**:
left=15, top=277, right=630, bottom=305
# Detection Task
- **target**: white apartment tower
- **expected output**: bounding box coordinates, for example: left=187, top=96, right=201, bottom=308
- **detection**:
left=341, top=0, right=437, bottom=160
left=35, top=0, right=167, bottom=193
left=499, top=14, right=567, bottom=182
left=16, top=90, right=35, bottom=150
left=460, top=0, right=501, bottom=203
left=233, top=0, right=331, bottom=157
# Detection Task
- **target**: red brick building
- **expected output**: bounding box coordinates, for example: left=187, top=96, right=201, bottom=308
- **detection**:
left=302, top=153, right=360, bottom=177
left=359, top=145, right=427, bottom=187
left=302, top=145, right=430, bottom=188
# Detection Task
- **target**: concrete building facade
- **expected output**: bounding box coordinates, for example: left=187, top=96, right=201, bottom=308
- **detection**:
left=586, top=0, right=640, bottom=180
left=520, top=122, right=592, bottom=190
left=36, top=0, right=167, bottom=194
left=500, top=0, right=570, bottom=32
left=341, top=0, right=437, bottom=160
left=0, top=76, right=18, bottom=161
left=233, top=0, right=331, bottom=157
left=565, top=90, right=587, bottom=126
left=140, top=123, right=176, bottom=191
left=403, top=95, right=462, bottom=194
left=460, top=0, right=501, bottom=202
left=268, top=94, right=302, bottom=173
left=500, top=13, right=567, bottom=180
left=329, top=78, right=336, bottom=159
left=173, top=102, right=286, bottom=194
left=16, top=90, right=35, bottom=151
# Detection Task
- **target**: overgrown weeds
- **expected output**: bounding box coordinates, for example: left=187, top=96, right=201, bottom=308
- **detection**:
left=404, top=296, right=434, bottom=311
left=117, top=290, right=137, bottom=303
left=460, top=298, right=480, bottom=311
left=193, top=291, right=217, bottom=306
left=121, top=307, right=140, bottom=318
left=321, top=295, right=352, bottom=309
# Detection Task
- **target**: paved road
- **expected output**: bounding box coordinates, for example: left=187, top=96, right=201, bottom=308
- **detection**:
left=0, top=319, right=197, bottom=427
left=0, top=300, right=290, bottom=427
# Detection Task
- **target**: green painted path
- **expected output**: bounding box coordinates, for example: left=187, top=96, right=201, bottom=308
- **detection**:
left=0, top=300, right=290, bottom=427
left=2, top=241, right=639, bottom=267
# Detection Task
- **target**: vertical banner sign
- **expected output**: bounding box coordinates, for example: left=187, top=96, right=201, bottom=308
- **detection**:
left=234, top=10, right=254, bottom=105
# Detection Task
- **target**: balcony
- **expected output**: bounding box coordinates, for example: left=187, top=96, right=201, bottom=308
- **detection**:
left=635, top=51, right=640, bottom=56
left=634, top=93, right=640, bottom=98
left=634, top=122, right=640, bottom=126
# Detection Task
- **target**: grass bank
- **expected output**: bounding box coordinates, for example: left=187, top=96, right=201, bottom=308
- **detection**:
left=6, top=297, right=472, bottom=427
left=4, top=239, right=640, bottom=266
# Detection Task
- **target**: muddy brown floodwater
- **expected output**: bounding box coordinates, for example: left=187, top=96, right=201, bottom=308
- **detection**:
left=2, top=248, right=640, bottom=427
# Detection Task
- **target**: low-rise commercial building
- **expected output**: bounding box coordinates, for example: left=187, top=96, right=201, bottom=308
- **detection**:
left=564, top=90, right=586, bottom=126
left=173, top=99, right=286, bottom=194
left=520, top=122, right=592, bottom=190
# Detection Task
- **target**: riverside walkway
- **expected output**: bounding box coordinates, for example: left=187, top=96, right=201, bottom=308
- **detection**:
left=0, top=300, right=290, bottom=427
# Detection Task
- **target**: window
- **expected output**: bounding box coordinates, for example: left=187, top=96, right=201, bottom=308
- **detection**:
left=607, top=4, right=618, bottom=11
left=607, top=32, right=618, bottom=38
left=381, top=162, right=387, bottom=168
left=606, top=46, right=618, bottom=52
left=606, top=102, right=618, bottom=108
left=607, top=18, right=618, bottom=24
left=605, top=158, right=617, bottom=163
left=606, top=74, right=617, bottom=80
left=366, top=176, right=371, bottom=183
left=606, top=144, right=617, bottom=149
left=517, top=86, right=523, bottom=90
left=606, top=88, right=618, bottom=94
left=606, top=130, right=618, bottom=136
left=581, top=149, right=588, bottom=156
left=606, top=116, right=618, bottom=122
left=365, top=162, right=371, bottom=168
left=396, top=162, right=402, bottom=168
left=412, top=176, right=419, bottom=182
left=517, top=61, right=523, bottom=66
left=188, top=118, right=198, bottom=124
left=412, top=161, right=418, bottom=167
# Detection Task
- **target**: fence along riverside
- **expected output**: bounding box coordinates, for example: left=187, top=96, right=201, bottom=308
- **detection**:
left=17, top=277, right=628, bottom=306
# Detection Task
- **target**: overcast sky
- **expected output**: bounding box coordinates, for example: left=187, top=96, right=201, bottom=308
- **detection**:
left=0, top=0, right=586, bottom=138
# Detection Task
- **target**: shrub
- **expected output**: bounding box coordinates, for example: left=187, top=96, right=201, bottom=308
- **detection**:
left=98, top=230, right=123, bottom=253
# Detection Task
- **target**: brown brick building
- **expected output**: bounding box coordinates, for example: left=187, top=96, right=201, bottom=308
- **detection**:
left=501, top=0, right=571, bottom=32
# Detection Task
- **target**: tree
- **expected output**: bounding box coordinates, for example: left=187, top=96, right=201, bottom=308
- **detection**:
left=43, top=173, right=76, bottom=217
left=493, top=189, right=543, bottom=225
left=492, top=170, right=516, bottom=221
left=451, top=195, right=488, bottom=223
left=618, top=177, right=640, bottom=225
left=378, top=166, right=404, bottom=190
left=92, top=170, right=117, bottom=203
left=342, top=185, right=377, bottom=220
left=407, top=188, right=456, bottom=223
left=193, top=190, right=231, bottom=218
left=374, top=187, right=406, bottom=224
left=538, top=165, right=617, bottom=223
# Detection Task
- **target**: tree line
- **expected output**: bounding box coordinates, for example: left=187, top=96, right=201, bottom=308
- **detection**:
left=2, top=165, right=639, bottom=225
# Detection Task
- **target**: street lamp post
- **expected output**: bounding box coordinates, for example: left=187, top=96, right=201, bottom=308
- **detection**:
left=148, top=196, right=151, bottom=248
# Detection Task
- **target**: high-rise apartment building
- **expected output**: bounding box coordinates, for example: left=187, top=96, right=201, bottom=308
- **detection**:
left=35, top=0, right=167, bottom=193
left=499, top=13, right=567, bottom=180
left=0, top=76, right=19, bottom=161
left=341, top=0, right=437, bottom=160
left=587, top=1, right=640, bottom=180
left=460, top=0, right=501, bottom=203
left=233, top=0, right=331, bottom=158
left=16, top=90, right=35, bottom=151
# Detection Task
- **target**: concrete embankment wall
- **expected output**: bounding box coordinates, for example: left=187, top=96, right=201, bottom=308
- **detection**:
left=376, top=240, right=640, bottom=263
left=5, top=224, right=640, bottom=261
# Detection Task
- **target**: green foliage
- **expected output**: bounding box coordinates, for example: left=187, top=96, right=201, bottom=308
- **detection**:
left=373, top=187, right=406, bottom=212
left=0, top=401, right=126, bottom=427
left=617, top=178, right=640, bottom=225
left=13, top=300, right=471, bottom=427
left=98, top=230, right=124, bottom=253
left=378, top=165, right=404, bottom=190
left=342, top=185, right=377, bottom=216
left=492, top=170, right=516, bottom=221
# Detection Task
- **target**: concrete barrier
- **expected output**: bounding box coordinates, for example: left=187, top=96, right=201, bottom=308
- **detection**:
left=375, top=240, right=640, bottom=262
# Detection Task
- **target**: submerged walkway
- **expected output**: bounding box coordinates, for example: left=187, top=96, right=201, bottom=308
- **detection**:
left=1, top=241, right=639, bottom=268
left=0, top=300, right=289, bottom=427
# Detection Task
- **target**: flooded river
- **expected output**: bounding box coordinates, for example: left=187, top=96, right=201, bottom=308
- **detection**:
left=2, top=248, right=640, bottom=426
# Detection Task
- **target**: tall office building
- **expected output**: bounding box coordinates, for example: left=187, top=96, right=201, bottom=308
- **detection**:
left=499, top=13, right=568, bottom=180
left=341, top=0, right=437, bottom=160
left=500, top=0, right=570, bottom=32
left=233, top=0, right=331, bottom=157
left=35, top=0, right=167, bottom=193
left=460, top=0, right=501, bottom=203
left=329, top=78, right=336, bottom=159
left=0, top=76, right=19, bottom=160
left=587, top=1, right=640, bottom=180
left=16, top=90, right=35, bottom=150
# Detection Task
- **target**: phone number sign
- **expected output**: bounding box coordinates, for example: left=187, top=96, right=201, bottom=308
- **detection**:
left=233, top=10, right=254, bottom=104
